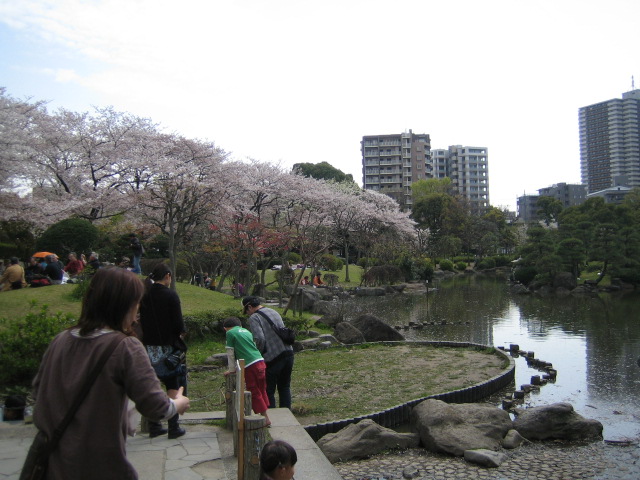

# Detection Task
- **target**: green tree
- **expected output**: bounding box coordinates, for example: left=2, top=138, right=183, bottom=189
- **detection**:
left=292, top=162, right=354, bottom=183
left=35, top=217, right=99, bottom=257
left=537, top=196, right=563, bottom=226
left=556, top=238, right=585, bottom=280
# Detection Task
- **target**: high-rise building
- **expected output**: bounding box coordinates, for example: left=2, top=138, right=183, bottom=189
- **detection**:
left=361, top=130, right=431, bottom=209
left=579, top=89, right=640, bottom=193
left=431, top=145, right=490, bottom=213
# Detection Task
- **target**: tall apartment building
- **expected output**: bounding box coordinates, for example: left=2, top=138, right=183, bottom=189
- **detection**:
left=579, top=89, right=640, bottom=193
left=361, top=130, right=431, bottom=209
left=431, top=145, right=490, bottom=213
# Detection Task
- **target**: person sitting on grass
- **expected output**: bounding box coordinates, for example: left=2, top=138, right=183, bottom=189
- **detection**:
left=222, top=317, right=271, bottom=427
left=259, top=440, right=297, bottom=480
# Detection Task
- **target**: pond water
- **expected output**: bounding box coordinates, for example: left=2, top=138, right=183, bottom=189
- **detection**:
left=341, top=274, right=640, bottom=441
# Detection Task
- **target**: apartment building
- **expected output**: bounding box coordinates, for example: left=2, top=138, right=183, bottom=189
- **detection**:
left=431, top=145, right=490, bottom=213
left=361, top=130, right=431, bottom=209
left=579, top=89, right=640, bottom=193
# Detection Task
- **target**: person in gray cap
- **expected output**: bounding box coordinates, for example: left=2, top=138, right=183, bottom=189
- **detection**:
left=241, top=296, right=294, bottom=409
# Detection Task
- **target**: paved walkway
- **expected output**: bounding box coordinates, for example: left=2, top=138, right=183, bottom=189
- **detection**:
left=0, top=409, right=341, bottom=480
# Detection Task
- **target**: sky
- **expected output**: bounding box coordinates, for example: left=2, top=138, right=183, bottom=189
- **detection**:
left=1, top=0, right=639, bottom=211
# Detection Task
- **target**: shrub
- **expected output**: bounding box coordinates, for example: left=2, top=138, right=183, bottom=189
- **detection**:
left=361, top=265, right=403, bottom=286
left=357, top=257, right=379, bottom=269
left=320, top=254, right=343, bottom=272
left=35, top=218, right=99, bottom=257
left=455, top=261, right=467, bottom=271
left=476, top=258, right=496, bottom=270
left=287, top=252, right=302, bottom=264
left=0, top=305, right=76, bottom=387
left=183, top=308, right=241, bottom=340
left=513, top=266, right=537, bottom=285
left=439, top=259, right=454, bottom=271
left=493, top=255, right=512, bottom=267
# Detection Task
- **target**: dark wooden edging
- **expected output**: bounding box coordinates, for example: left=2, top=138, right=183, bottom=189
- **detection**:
left=304, top=341, right=515, bottom=442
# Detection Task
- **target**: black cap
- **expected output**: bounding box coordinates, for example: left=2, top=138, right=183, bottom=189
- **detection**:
left=241, top=296, right=261, bottom=312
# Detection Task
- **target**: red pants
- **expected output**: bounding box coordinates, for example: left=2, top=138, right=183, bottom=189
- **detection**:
left=245, top=360, right=269, bottom=414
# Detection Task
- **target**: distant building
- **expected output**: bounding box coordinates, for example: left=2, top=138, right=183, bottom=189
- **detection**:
left=579, top=89, right=640, bottom=193
left=517, top=195, right=540, bottom=223
left=431, top=145, right=490, bottom=213
left=586, top=185, right=632, bottom=204
left=517, top=183, right=586, bottom=223
left=537, top=183, right=586, bottom=208
left=361, top=130, right=431, bottom=209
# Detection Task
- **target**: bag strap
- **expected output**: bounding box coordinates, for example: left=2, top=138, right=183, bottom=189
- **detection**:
left=255, top=309, right=282, bottom=336
left=49, top=332, right=126, bottom=450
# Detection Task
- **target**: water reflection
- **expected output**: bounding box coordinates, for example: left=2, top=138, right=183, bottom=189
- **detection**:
left=344, top=276, right=640, bottom=440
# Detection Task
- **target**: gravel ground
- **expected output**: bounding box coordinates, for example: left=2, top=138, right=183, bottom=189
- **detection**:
left=334, top=440, right=640, bottom=480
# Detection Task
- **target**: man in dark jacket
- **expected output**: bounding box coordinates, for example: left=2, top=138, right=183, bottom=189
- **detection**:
left=44, top=254, right=63, bottom=284
left=128, top=233, right=143, bottom=274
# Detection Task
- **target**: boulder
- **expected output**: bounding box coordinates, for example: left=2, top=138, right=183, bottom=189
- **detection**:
left=317, top=315, right=342, bottom=328
left=410, top=399, right=513, bottom=457
left=502, top=429, right=526, bottom=449
left=512, top=402, right=603, bottom=441
left=312, top=300, right=335, bottom=316
left=316, top=419, right=420, bottom=463
left=553, top=272, right=577, bottom=291
left=463, top=449, right=507, bottom=468
left=350, top=315, right=405, bottom=342
left=205, top=353, right=228, bottom=366
left=354, top=287, right=386, bottom=297
left=510, top=283, right=530, bottom=295
left=333, top=322, right=366, bottom=345
left=318, top=334, right=339, bottom=344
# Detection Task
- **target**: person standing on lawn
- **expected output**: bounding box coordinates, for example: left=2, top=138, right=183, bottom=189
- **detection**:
left=242, top=296, right=294, bottom=409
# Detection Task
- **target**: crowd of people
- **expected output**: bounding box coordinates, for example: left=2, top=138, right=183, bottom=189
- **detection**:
left=19, top=257, right=298, bottom=479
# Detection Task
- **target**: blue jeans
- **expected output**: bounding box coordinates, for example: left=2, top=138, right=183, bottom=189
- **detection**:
left=266, top=352, right=294, bottom=409
left=132, top=254, right=141, bottom=274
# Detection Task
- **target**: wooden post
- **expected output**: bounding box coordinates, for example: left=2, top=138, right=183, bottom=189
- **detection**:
left=243, top=415, right=266, bottom=480
left=235, top=359, right=246, bottom=480
left=225, top=374, right=236, bottom=430
left=233, top=391, right=253, bottom=456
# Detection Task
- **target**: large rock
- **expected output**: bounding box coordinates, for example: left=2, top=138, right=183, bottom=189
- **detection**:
left=350, top=315, right=405, bottom=342
left=312, top=300, right=335, bottom=316
left=464, top=449, right=508, bottom=468
left=553, top=272, right=577, bottom=291
left=354, top=287, right=386, bottom=297
left=317, top=419, right=419, bottom=463
left=410, top=399, right=513, bottom=457
left=333, top=322, right=366, bottom=345
left=512, top=402, right=603, bottom=441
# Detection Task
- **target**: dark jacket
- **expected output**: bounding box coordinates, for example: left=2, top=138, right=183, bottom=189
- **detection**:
left=44, top=261, right=63, bottom=281
left=139, top=283, right=185, bottom=346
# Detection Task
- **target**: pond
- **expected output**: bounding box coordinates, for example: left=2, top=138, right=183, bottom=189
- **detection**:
left=341, top=274, right=640, bottom=441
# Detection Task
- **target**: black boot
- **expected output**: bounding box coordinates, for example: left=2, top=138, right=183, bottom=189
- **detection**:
left=168, top=414, right=185, bottom=439
left=148, top=421, right=167, bottom=438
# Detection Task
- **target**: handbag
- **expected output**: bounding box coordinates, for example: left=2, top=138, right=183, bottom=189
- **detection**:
left=256, top=310, right=296, bottom=345
left=20, top=333, right=126, bottom=480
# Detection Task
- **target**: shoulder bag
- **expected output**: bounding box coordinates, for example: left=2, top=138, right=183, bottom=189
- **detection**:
left=20, top=333, right=126, bottom=480
left=255, top=309, right=296, bottom=345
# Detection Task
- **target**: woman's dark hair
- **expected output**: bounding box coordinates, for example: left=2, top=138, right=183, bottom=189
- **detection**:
left=77, top=267, right=144, bottom=335
left=259, top=440, right=297, bottom=476
left=145, top=263, right=172, bottom=291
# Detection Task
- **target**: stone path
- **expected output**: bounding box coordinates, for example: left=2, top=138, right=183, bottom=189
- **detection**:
left=334, top=441, right=640, bottom=480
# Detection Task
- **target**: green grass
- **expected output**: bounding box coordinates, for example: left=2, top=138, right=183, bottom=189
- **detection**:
left=186, top=343, right=509, bottom=424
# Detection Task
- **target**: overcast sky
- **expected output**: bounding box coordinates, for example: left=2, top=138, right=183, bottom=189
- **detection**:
left=1, top=0, right=639, bottom=210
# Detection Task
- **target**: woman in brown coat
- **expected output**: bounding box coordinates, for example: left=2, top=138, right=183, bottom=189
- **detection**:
left=32, top=267, right=189, bottom=479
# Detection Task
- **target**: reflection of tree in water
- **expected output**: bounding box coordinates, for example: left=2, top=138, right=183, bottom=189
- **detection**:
left=344, top=275, right=513, bottom=345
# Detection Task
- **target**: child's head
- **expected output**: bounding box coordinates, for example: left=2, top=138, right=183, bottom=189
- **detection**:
left=259, top=440, right=297, bottom=479
left=222, top=317, right=242, bottom=331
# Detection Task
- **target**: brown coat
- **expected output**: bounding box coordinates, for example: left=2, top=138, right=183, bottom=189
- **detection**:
left=0, top=263, right=26, bottom=291
left=33, top=330, right=171, bottom=480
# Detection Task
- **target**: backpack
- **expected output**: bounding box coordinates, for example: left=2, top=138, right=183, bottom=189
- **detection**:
left=256, top=310, right=296, bottom=345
